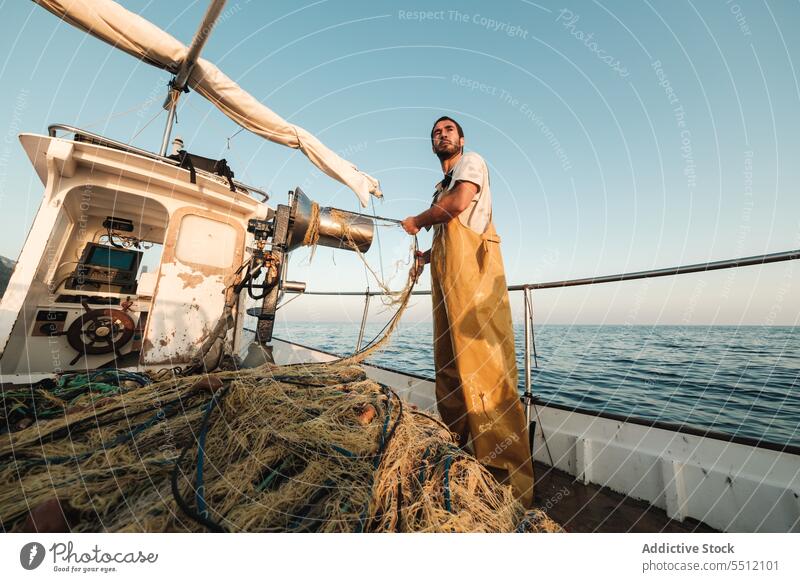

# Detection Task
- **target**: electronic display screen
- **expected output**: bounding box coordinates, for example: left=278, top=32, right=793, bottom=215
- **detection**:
left=85, top=245, right=138, bottom=271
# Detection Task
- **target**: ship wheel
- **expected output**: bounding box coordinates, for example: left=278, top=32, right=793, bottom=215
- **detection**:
left=65, top=303, right=135, bottom=365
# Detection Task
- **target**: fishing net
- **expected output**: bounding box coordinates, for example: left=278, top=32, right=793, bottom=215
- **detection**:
left=0, top=370, right=151, bottom=433
left=0, top=362, right=561, bottom=533
left=0, top=209, right=562, bottom=533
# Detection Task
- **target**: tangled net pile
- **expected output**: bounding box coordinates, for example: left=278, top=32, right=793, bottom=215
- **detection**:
left=0, top=362, right=561, bottom=533
left=0, top=214, right=562, bottom=533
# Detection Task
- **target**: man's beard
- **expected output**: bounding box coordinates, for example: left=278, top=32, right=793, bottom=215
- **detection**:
left=434, top=140, right=460, bottom=162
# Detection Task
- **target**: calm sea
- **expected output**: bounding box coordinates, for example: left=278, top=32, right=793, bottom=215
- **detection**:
left=274, top=323, right=800, bottom=448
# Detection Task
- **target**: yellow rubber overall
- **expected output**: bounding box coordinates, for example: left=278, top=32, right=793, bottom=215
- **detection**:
left=430, top=216, right=535, bottom=507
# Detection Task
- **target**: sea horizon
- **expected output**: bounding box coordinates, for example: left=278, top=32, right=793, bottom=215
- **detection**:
left=271, top=322, right=800, bottom=448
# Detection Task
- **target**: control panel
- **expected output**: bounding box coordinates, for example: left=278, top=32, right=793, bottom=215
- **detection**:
left=70, top=243, right=142, bottom=293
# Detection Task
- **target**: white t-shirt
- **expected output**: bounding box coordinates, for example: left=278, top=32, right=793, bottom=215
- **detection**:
left=434, top=151, right=492, bottom=234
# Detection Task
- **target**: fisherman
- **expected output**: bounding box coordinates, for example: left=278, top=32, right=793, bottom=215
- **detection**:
left=400, top=116, right=535, bottom=507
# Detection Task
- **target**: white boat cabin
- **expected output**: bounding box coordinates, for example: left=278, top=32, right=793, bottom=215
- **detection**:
left=0, top=131, right=269, bottom=380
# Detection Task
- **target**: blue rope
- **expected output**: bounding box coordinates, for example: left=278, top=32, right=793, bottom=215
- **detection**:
left=255, top=459, right=289, bottom=492
left=374, top=397, right=392, bottom=469
left=418, top=446, right=430, bottom=484
left=194, top=389, right=225, bottom=520
left=170, top=388, right=228, bottom=533
left=353, top=387, right=404, bottom=532
left=30, top=404, right=176, bottom=466
left=287, top=479, right=336, bottom=531
left=355, top=508, right=367, bottom=533
left=330, top=444, right=355, bottom=458
left=195, top=406, right=212, bottom=519
left=443, top=455, right=453, bottom=513
left=356, top=394, right=394, bottom=531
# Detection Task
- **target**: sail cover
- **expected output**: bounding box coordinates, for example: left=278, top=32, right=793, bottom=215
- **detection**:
left=34, top=0, right=381, bottom=206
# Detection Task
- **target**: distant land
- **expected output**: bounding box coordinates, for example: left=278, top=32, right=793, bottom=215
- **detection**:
left=0, top=255, right=15, bottom=296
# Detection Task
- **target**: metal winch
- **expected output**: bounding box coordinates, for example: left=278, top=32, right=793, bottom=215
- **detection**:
left=243, top=187, right=374, bottom=343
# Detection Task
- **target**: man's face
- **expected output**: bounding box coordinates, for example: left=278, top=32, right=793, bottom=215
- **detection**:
left=431, top=120, right=463, bottom=159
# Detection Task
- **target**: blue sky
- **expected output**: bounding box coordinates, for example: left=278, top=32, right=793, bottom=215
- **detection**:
left=0, top=0, right=798, bottom=325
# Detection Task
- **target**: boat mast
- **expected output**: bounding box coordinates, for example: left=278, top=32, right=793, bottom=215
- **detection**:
left=159, top=0, right=228, bottom=156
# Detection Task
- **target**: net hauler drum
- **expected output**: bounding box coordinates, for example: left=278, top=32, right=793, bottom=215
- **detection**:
left=287, top=188, right=374, bottom=253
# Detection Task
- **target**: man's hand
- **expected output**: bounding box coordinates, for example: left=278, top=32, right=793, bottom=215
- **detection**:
left=413, top=250, right=430, bottom=282
left=401, top=216, right=420, bottom=235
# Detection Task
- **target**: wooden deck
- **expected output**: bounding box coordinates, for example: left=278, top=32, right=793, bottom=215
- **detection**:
left=533, top=461, right=717, bottom=533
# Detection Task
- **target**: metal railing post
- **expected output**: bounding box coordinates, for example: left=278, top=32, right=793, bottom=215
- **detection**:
left=356, top=288, right=371, bottom=351
left=522, top=287, right=533, bottom=426
left=158, top=96, right=179, bottom=156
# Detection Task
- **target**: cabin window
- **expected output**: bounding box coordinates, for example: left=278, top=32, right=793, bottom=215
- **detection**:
left=137, top=243, right=164, bottom=276
left=175, top=214, right=237, bottom=268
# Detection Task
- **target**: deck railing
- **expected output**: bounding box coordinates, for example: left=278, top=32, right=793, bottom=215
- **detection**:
left=47, top=123, right=270, bottom=201
left=286, top=248, right=800, bottom=424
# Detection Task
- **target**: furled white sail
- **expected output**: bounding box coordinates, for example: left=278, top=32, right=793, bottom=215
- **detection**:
left=33, top=0, right=381, bottom=205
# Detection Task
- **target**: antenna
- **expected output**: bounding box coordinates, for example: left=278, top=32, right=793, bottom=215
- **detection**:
left=159, top=0, right=228, bottom=156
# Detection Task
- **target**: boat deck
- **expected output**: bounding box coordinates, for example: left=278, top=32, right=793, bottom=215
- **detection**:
left=533, top=461, right=717, bottom=533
